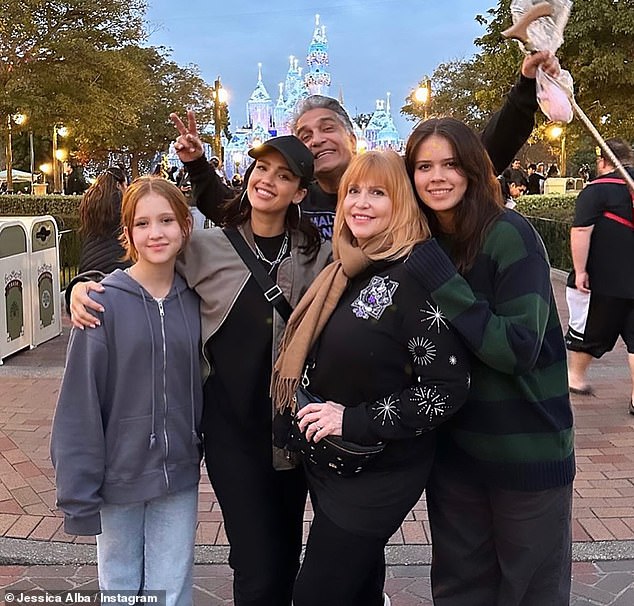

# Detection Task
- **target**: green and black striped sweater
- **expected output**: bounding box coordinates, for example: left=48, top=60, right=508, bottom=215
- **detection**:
left=406, top=209, right=575, bottom=491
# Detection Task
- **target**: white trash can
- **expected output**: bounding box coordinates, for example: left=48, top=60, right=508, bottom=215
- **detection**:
left=0, top=220, right=32, bottom=364
left=25, top=216, right=62, bottom=346
left=11, top=216, right=62, bottom=347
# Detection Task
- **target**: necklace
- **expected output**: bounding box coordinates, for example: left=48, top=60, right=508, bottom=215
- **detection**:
left=254, top=231, right=289, bottom=274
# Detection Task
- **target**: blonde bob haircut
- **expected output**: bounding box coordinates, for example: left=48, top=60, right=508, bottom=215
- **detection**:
left=333, top=150, right=430, bottom=261
left=120, top=176, right=192, bottom=263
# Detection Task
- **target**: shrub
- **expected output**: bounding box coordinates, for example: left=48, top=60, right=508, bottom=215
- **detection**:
left=514, top=193, right=577, bottom=272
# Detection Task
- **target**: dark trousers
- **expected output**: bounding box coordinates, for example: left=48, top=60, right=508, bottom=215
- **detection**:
left=426, top=463, right=573, bottom=606
left=205, top=447, right=307, bottom=606
left=293, top=504, right=386, bottom=606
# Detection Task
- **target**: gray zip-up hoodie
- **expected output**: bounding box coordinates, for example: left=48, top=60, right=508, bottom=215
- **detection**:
left=50, top=269, right=203, bottom=536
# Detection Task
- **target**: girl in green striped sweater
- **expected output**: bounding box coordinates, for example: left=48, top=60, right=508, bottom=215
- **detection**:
left=404, top=117, right=574, bottom=606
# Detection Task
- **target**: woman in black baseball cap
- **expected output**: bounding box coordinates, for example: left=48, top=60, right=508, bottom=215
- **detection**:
left=68, top=133, right=331, bottom=606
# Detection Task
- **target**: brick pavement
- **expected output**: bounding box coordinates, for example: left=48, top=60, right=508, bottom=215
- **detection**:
left=1, top=271, right=633, bottom=604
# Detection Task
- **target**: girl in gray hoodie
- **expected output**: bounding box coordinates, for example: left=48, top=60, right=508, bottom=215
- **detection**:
left=51, top=177, right=203, bottom=606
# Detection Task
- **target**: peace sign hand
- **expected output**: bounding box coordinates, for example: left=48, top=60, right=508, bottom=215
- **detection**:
left=170, top=110, right=204, bottom=163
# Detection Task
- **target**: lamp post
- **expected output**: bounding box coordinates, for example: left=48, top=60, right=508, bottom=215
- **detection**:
left=52, top=124, right=68, bottom=194
left=414, top=78, right=432, bottom=120
left=212, top=77, right=228, bottom=161
left=547, top=124, right=566, bottom=176
left=4, top=113, right=26, bottom=194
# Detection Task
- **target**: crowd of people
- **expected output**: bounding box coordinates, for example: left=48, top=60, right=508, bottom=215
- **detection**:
left=49, top=48, right=593, bottom=606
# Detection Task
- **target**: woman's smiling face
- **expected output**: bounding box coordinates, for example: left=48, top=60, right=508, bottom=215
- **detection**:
left=412, top=134, right=468, bottom=231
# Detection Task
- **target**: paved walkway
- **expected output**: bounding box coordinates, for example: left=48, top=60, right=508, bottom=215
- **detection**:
left=1, top=272, right=633, bottom=604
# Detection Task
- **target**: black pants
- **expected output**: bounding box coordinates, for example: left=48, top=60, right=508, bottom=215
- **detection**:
left=205, top=445, right=307, bottom=606
left=293, top=503, right=386, bottom=606
left=426, top=462, right=573, bottom=606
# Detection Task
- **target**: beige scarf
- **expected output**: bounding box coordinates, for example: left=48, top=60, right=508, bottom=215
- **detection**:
left=271, top=225, right=382, bottom=413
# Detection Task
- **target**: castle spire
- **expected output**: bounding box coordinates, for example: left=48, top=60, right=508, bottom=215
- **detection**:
left=305, top=13, right=331, bottom=96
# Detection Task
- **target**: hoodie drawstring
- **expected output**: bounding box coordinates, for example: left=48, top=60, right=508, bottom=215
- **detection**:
left=140, top=291, right=158, bottom=449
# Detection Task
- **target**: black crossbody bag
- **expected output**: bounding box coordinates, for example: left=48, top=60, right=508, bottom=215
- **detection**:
left=223, top=228, right=385, bottom=476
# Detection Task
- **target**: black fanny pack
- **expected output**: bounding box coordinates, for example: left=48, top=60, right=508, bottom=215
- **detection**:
left=287, top=386, right=385, bottom=477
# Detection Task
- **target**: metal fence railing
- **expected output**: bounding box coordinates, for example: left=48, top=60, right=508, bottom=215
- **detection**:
left=526, top=216, right=572, bottom=273
left=58, top=229, right=81, bottom=291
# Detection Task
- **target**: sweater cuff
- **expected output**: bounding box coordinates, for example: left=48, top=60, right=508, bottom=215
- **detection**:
left=64, top=512, right=102, bottom=536
left=405, top=239, right=458, bottom=292
left=342, top=404, right=373, bottom=445
left=184, top=156, right=212, bottom=182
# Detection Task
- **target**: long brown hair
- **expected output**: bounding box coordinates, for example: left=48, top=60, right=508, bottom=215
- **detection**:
left=333, top=150, right=430, bottom=261
left=78, top=166, right=127, bottom=238
left=120, top=176, right=192, bottom=263
left=404, top=117, right=504, bottom=273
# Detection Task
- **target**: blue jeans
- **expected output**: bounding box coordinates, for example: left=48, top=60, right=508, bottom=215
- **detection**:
left=96, top=487, right=198, bottom=606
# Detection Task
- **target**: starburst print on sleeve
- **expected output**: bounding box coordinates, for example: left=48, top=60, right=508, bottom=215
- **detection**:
left=420, top=300, right=449, bottom=333
left=412, top=385, right=450, bottom=422
left=351, top=276, right=399, bottom=320
left=407, top=336, right=437, bottom=366
left=371, top=395, right=401, bottom=426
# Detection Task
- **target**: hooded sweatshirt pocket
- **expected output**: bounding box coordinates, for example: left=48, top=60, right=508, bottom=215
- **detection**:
left=106, top=414, right=162, bottom=483
left=165, top=403, right=202, bottom=467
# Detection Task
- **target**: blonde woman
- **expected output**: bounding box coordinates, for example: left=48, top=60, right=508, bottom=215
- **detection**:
left=272, top=151, right=470, bottom=606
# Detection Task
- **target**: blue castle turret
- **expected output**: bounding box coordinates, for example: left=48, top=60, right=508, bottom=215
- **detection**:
left=304, top=14, right=331, bottom=96
left=246, top=63, right=273, bottom=131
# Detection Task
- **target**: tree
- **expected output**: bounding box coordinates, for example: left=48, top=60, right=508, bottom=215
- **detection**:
left=401, top=60, right=493, bottom=130
left=0, top=0, right=147, bottom=128
left=100, top=46, right=215, bottom=177
left=400, top=0, right=634, bottom=162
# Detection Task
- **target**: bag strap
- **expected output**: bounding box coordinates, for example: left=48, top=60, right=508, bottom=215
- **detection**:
left=223, top=227, right=293, bottom=322
left=588, top=177, right=634, bottom=229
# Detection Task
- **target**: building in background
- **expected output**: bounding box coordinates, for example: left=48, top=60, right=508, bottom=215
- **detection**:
left=166, top=14, right=402, bottom=180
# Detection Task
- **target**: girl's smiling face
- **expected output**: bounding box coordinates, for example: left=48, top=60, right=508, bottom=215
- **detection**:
left=412, top=134, right=468, bottom=232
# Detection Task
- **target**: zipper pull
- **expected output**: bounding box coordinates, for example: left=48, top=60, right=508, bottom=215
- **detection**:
left=157, top=299, right=164, bottom=316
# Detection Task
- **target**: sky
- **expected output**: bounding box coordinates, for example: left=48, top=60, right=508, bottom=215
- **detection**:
left=145, top=1, right=499, bottom=138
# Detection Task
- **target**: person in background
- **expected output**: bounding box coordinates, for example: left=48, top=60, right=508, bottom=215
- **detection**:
left=64, top=163, right=88, bottom=195
left=52, top=177, right=202, bottom=606
left=273, top=151, right=470, bottom=606
left=565, top=139, right=634, bottom=413
left=502, top=158, right=528, bottom=189
left=526, top=163, right=545, bottom=195
left=404, top=117, right=574, bottom=606
left=77, top=166, right=130, bottom=274
left=499, top=175, right=527, bottom=209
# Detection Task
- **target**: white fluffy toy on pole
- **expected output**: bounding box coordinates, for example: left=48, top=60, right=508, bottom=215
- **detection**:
left=503, top=0, right=634, bottom=193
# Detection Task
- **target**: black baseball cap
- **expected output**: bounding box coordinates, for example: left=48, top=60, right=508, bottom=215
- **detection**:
left=248, top=135, right=314, bottom=182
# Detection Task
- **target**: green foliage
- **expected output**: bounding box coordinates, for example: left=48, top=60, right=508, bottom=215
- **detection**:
left=401, top=61, right=491, bottom=130
left=400, top=0, right=634, bottom=162
left=514, top=192, right=578, bottom=271
left=515, top=192, right=577, bottom=222
left=0, top=194, right=80, bottom=225
left=526, top=216, right=572, bottom=271
left=1, top=1, right=218, bottom=174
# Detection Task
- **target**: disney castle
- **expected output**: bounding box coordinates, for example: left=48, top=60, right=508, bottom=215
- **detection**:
left=169, top=14, right=403, bottom=180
